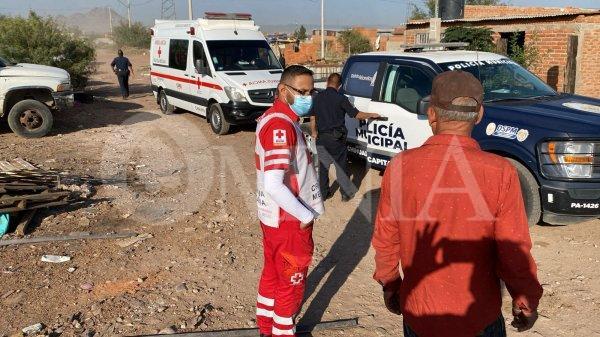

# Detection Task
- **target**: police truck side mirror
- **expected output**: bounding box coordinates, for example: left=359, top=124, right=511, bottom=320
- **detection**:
left=417, top=95, right=430, bottom=116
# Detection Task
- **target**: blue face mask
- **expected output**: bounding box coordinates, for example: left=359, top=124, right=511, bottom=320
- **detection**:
left=287, top=91, right=313, bottom=117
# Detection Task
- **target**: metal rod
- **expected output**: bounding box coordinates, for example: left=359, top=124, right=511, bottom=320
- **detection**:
left=188, top=0, right=193, bottom=20
left=0, top=232, right=137, bottom=247
left=320, top=0, right=325, bottom=60
left=129, top=318, right=359, bottom=337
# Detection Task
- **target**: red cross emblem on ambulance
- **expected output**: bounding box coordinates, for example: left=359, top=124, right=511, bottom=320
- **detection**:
left=273, top=129, right=287, bottom=145
left=158, top=46, right=162, bottom=58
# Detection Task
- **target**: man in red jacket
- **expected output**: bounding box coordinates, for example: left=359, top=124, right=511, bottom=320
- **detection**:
left=372, top=71, right=543, bottom=337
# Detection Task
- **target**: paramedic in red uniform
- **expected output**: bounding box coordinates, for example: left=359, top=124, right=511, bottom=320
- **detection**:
left=255, top=65, right=324, bottom=337
left=372, top=71, right=543, bottom=337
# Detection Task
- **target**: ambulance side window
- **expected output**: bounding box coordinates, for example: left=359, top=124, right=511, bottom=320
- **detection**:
left=169, top=39, right=189, bottom=71
left=382, top=65, right=432, bottom=114
left=193, top=41, right=210, bottom=76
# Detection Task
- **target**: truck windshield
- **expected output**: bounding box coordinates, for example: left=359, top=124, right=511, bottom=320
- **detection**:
left=0, top=56, right=14, bottom=67
left=206, top=40, right=282, bottom=71
left=439, top=59, right=557, bottom=102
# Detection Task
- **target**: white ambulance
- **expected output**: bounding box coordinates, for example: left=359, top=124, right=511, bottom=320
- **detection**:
left=150, top=13, right=283, bottom=134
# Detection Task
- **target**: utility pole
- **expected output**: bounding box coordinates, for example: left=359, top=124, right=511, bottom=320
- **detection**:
left=127, top=0, right=131, bottom=27
left=321, top=0, right=325, bottom=60
left=108, top=7, right=113, bottom=34
left=117, top=0, right=132, bottom=27
left=188, top=0, right=193, bottom=20
left=434, top=0, right=439, bottom=18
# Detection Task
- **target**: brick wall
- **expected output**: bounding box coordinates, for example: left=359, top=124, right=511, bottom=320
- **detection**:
left=464, top=5, right=594, bottom=19
left=576, top=28, right=600, bottom=97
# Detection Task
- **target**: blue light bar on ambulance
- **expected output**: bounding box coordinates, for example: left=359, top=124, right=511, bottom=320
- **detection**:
left=204, top=12, right=253, bottom=20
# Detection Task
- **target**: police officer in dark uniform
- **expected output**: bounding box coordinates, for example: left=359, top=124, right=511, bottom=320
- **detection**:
left=110, top=49, right=134, bottom=99
left=310, top=73, right=380, bottom=201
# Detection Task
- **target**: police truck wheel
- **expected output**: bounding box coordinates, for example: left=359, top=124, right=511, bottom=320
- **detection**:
left=507, top=158, right=542, bottom=227
left=209, top=103, right=230, bottom=135
left=159, top=90, right=174, bottom=115
left=7, top=99, right=53, bottom=138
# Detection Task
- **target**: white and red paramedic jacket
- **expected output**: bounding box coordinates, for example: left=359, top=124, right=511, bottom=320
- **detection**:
left=255, top=100, right=324, bottom=228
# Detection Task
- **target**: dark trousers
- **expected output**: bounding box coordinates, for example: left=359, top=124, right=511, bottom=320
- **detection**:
left=316, top=133, right=356, bottom=199
left=117, top=74, right=130, bottom=98
left=403, top=315, right=506, bottom=337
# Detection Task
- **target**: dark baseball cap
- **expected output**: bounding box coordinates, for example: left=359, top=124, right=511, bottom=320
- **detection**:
left=431, top=71, right=484, bottom=113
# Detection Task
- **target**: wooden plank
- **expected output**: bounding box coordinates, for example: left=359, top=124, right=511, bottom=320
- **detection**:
left=0, top=231, right=138, bottom=246
left=14, top=209, right=37, bottom=236
left=129, top=318, right=359, bottom=337
left=13, top=158, right=37, bottom=170
left=564, top=35, right=578, bottom=94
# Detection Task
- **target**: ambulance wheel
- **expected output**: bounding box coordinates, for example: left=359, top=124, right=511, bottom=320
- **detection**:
left=507, top=158, right=542, bottom=227
left=209, top=103, right=230, bottom=135
left=159, top=90, right=174, bottom=115
left=7, top=99, right=53, bottom=138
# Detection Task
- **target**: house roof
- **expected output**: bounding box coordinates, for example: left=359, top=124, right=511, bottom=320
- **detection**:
left=407, top=9, right=600, bottom=26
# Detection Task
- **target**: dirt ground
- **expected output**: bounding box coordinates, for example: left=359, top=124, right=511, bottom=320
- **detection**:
left=1, top=48, right=599, bottom=337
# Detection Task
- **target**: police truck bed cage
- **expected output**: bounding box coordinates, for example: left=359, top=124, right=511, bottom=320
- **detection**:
left=401, top=42, right=469, bottom=52
left=204, top=12, right=252, bottom=20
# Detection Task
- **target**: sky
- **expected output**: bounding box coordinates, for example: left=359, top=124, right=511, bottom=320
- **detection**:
left=0, top=0, right=599, bottom=28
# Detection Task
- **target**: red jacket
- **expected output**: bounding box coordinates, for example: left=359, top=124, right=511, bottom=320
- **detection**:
left=372, top=134, right=543, bottom=337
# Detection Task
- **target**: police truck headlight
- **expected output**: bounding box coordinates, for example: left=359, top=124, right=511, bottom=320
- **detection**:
left=539, top=141, right=598, bottom=179
left=56, top=82, right=72, bottom=92
left=224, top=86, right=247, bottom=102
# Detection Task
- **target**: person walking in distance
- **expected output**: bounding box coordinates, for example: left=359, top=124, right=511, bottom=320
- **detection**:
left=372, top=71, right=543, bottom=337
left=309, top=73, right=380, bottom=202
left=111, top=49, right=134, bottom=99
left=255, top=65, right=324, bottom=337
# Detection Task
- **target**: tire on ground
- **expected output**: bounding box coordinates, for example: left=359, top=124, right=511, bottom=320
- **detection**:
left=507, top=158, right=542, bottom=227
left=159, top=90, right=174, bottom=115
left=7, top=99, right=54, bottom=138
left=209, top=103, right=230, bottom=135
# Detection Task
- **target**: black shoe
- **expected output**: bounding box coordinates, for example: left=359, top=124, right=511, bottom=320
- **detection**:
left=260, top=334, right=272, bottom=337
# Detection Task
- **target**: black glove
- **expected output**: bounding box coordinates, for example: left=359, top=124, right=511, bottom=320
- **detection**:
left=382, top=277, right=402, bottom=315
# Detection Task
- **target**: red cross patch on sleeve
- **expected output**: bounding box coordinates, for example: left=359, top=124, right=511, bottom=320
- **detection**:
left=273, top=129, right=287, bottom=146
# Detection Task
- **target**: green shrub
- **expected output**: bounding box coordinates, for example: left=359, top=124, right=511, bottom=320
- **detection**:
left=338, top=30, right=372, bottom=55
left=0, top=12, right=96, bottom=89
left=442, top=25, right=495, bottom=52
left=113, top=22, right=151, bottom=49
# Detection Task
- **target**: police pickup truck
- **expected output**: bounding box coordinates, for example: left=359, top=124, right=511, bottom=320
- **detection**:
left=326, top=49, right=600, bottom=226
left=0, top=55, right=74, bottom=138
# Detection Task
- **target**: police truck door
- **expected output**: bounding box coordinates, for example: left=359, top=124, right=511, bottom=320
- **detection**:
left=365, top=62, right=434, bottom=163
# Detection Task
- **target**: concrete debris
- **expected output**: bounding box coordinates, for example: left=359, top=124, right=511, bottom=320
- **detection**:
left=116, top=233, right=154, bottom=248
left=41, top=255, right=71, bottom=263
left=22, top=323, right=44, bottom=335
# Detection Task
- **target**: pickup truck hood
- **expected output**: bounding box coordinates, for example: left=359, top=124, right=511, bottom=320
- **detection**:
left=1, top=63, right=69, bottom=80
left=484, top=94, right=600, bottom=136
left=218, top=70, right=282, bottom=91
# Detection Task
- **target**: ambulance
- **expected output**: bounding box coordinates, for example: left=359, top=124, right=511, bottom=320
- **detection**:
left=320, top=48, right=600, bottom=226
left=150, top=13, right=283, bottom=134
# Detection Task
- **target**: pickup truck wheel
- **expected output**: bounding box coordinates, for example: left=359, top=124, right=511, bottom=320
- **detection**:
left=7, top=99, right=53, bottom=138
left=159, top=90, right=174, bottom=115
left=507, top=158, right=542, bottom=227
left=209, top=104, right=230, bottom=135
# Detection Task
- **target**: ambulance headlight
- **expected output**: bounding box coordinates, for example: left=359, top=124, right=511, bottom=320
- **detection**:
left=224, top=86, right=247, bottom=102
left=539, top=141, right=599, bottom=179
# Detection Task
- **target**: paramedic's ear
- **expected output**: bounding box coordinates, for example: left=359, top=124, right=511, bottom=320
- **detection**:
left=427, top=106, right=437, bottom=133
left=277, top=83, right=292, bottom=105
left=475, top=105, right=484, bottom=125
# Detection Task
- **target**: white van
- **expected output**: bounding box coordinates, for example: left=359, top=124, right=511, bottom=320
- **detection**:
left=150, top=13, right=283, bottom=134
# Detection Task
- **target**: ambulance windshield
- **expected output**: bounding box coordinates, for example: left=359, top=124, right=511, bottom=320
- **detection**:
left=207, top=40, right=282, bottom=71
left=439, top=59, right=556, bottom=102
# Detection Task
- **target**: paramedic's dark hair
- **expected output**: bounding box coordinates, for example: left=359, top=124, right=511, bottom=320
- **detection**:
left=118, top=49, right=124, bottom=57
left=327, top=73, right=342, bottom=87
left=280, top=65, right=314, bottom=85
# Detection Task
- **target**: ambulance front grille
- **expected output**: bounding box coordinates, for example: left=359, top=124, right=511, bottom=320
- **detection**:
left=248, top=88, right=276, bottom=104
